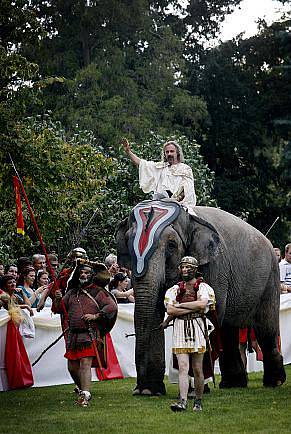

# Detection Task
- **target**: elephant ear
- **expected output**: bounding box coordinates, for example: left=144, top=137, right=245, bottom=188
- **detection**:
left=187, top=214, right=220, bottom=265
left=116, top=218, right=131, bottom=269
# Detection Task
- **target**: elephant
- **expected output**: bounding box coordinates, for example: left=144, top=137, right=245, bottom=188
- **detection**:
left=116, top=199, right=286, bottom=395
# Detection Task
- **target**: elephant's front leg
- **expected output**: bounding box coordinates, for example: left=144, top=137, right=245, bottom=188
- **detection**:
left=134, top=303, right=167, bottom=396
left=219, top=325, right=248, bottom=388
left=144, top=308, right=166, bottom=395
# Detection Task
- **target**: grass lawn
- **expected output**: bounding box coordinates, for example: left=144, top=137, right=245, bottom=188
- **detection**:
left=0, top=367, right=290, bottom=434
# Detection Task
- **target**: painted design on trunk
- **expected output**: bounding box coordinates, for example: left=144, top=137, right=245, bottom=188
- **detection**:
left=129, top=200, right=181, bottom=277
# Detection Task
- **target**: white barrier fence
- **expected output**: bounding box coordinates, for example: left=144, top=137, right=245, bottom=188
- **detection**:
left=1, top=294, right=291, bottom=391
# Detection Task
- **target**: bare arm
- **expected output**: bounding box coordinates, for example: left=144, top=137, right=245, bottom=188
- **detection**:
left=176, top=299, right=207, bottom=311
left=19, top=304, right=34, bottom=316
left=16, top=287, right=32, bottom=307
left=52, top=289, right=63, bottom=312
left=167, top=305, right=193, bottom=317
left=121, top=138, right=141, bottom=166
left=37, top=286, right=51, bottom=311
left=112, top=288, right=134, bottom=301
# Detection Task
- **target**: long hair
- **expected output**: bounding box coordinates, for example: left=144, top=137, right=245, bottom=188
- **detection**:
left=161, top=141, right=184, bottom=163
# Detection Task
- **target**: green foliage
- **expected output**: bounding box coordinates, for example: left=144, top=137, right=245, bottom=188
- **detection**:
left=33, top=43, right=209, bottom=146
left=22, top=1, right=241, bottom=145
left=2, top=0, right=290, bottom=259
left=0, top=115, right=115, bottom=261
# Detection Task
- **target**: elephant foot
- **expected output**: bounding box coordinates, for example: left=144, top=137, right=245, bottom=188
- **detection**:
left=263, top=371, right=286, bottom=387
left=132, top=387, right=154, bottom=396
left=132, top=387, right=141, bottom=396
left=141, top=388, right=152, bottom=396
left=219, top=380, right=247, bottom=389
left=263, top=351, right=286, bottom=387
left=219, top=374, right=248, bottom=389
left=133, top=382, right=166, bottom=396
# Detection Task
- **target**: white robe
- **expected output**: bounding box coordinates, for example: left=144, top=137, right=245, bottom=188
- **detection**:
left=139, top=159, right=196, bottom=215
left=164, top=282, right=215, bottom=354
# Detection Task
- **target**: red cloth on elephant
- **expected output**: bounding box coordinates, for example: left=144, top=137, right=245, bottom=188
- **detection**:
left=239, top=327, right=256, bottom=344
left=5, top=319, right=34, bottom=390
left=239, top=327, right=263, bottom=362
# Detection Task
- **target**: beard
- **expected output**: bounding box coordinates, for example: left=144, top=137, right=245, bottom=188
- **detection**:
left=79, top=278, right=88, bottom=285
left=180, top=269, right=196, bottom=282
left=167, top=155, right=174, bottom=165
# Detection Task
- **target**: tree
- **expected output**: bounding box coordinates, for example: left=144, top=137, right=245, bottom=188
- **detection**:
left=0, top=115, right=115, bottom=260
left=21, top=0, right=243, bottom=146
left=188, top=17, right=291, bottom=245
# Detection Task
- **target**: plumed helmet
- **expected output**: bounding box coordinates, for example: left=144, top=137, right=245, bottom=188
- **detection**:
left=179, top=256, right=198, bottom=268
left=68, top=247, right=88, bottom=260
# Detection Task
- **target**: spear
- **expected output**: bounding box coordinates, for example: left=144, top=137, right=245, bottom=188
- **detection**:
left=32, top=328, right=68, bottom=366
left=74, top=205, right=99, bottom=246
left=265, top=216, right=279, bottom=237
left=8, top=153, right=57, bottom=286
left=125, top=323, right=173, bottom=338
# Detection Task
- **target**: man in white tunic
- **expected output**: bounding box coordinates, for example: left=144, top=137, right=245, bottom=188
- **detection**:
left=164, top=256, right=215, bottom=412
left=121, top=138, right=197, bottom=215
left=279, top=243, right=291, bottom=293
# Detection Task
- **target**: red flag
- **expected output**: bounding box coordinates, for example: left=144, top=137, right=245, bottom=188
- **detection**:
left=5, top=319, right=34, bottom=390
left=13, top=176, right=25, bottom=237
left=96, top=333, right=124, bottom=380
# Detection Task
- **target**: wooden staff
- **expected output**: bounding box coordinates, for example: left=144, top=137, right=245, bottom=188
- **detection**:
left=9, top=153, right=57, bottom=287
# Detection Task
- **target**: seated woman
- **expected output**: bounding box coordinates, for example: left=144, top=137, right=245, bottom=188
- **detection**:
left=0, top=274, right=33, bottom=316
left=109, top=272, right=134, bottom=303
left=16, top=266, right=42, bottom=308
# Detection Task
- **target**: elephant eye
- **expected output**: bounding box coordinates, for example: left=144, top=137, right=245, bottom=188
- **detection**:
left=167, top=240, right=177, bottom=253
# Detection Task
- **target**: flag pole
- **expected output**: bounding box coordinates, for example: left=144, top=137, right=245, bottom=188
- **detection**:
left=8, top=153, right=57, bottom=286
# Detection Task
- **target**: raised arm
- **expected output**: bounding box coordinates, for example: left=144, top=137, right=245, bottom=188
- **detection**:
left=121, top=138, right=141, bottom=166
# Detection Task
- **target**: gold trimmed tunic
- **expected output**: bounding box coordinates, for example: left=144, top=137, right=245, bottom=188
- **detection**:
left=164, top=282, right=215, bottom=354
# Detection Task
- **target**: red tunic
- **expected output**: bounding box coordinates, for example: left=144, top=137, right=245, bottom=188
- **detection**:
left=55, top=283, right=117, bottom=367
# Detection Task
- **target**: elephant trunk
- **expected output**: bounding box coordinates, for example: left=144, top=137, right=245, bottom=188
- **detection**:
left=133, top=256, right=166, bottom=394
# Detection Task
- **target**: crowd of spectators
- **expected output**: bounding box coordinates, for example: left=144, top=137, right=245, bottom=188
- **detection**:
left=277, top=243, right=291, bottom=294
left=0, top=250, right=134, bottom=319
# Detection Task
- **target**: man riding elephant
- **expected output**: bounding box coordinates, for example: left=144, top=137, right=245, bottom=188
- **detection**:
left=122, top=138, right=197, bottom=215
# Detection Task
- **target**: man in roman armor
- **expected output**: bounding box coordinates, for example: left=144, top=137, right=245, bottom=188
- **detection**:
left=37, top=247, right=88, bottom=311
left=53, top=260, right=117, bottom=407
left=164, top=256, right=215, bottom=412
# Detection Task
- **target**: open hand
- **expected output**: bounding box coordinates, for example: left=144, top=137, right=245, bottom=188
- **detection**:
left=121, top=137, right=130, bottom=153
left=82, top=313, right=100, bottom=322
